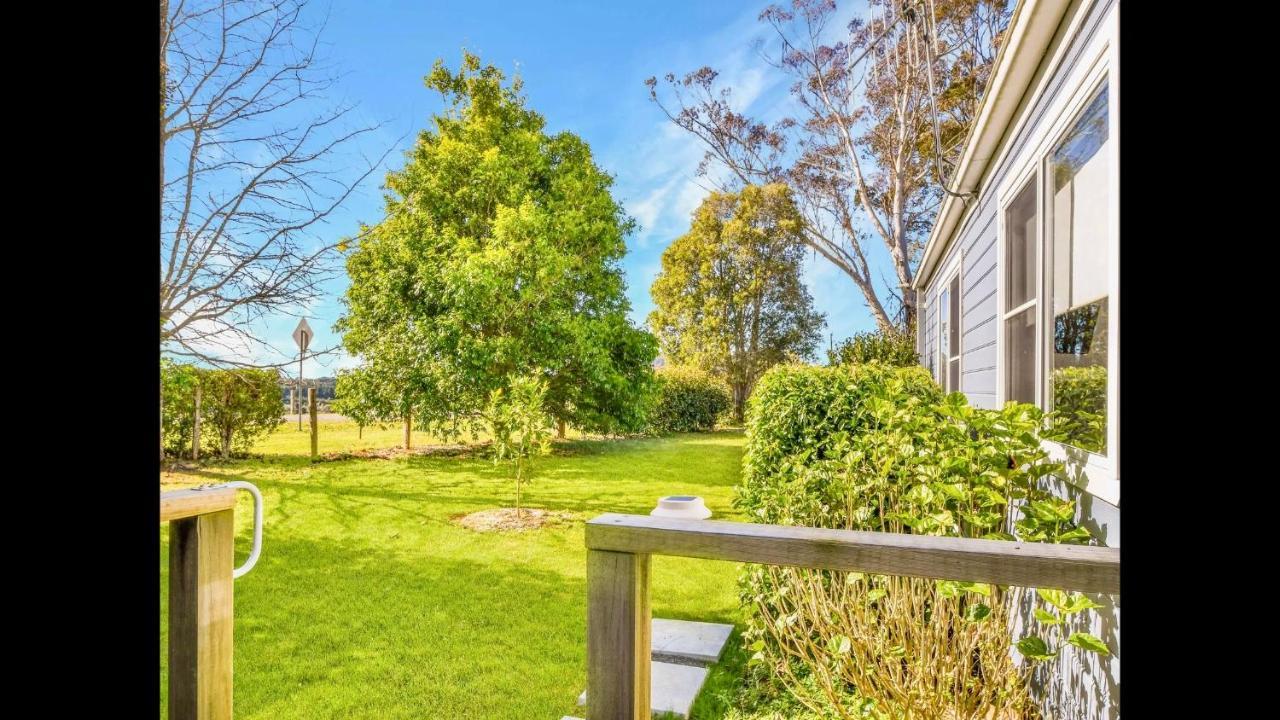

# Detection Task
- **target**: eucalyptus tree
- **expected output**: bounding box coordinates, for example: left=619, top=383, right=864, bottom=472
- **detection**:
left=648, top=0, right=1010, bottom=331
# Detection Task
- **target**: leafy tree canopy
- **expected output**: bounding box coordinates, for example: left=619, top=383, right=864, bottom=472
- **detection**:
left=336, top=52, right=657, bottom=437
left=648, top=183, right=825, bottom=422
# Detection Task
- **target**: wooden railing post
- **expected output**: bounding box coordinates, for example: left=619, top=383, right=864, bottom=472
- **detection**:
left=169, top=507, right=235, bottom=720
left=587, top=550, right=651, bottom=720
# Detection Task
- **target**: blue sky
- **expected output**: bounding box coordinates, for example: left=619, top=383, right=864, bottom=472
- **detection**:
left=230, top=0, right=890, bottom=376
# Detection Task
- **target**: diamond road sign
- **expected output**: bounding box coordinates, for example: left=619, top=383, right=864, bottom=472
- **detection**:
left=292, top=318, right=313, bottom=353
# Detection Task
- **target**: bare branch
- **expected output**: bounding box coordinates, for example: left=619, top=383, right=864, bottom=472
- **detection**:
left=648, top=0, right=1010, bottom=333
left=161, top=0, right=396, bottom=369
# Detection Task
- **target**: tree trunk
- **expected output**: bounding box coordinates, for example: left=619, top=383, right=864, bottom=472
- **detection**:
left=733, top=383, right=747, bottom=425
left=221, top=386, right=233, bottom=457
left=192, top=383, right=201, bottom=461
left=515, top=462, right=523, bottom=519
left=160, top=380, right=166, bottom=463
left=557, top=417, right=566, bottom=440
left=404, top=411, right=412, bottom=450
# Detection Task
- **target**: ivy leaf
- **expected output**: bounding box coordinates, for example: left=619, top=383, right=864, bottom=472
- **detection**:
left=1033, top=608, right=1061, bottom=625
left=966, top=603, right=991, bottom=622
left=830, top=635, right=852, bottom=655
left=1067, top=632, right=1110, bottom=655
left=1015, top=636, right=1057, bottom=661
left=1036, top=588, right=1070, bottom=611
left=1055, top=526, right=1093, bottom=543
left=1061, top=594, right=1103, bottom=615
left=957, top=581, right=991, bottom=597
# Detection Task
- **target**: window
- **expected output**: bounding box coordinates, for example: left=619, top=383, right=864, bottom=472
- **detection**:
left=1047, top=84, right=1109, bottom=455
left=916, top=301, right=928, bottom=370
left=1004, top=178, right=1038, bottom=404
left=988, top=10, right=1117, bottom=504
left=938, top=270, right=961, bottom=392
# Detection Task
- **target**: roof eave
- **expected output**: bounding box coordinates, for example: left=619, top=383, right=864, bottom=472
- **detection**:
left=913, top=0, right=1073, bottom=291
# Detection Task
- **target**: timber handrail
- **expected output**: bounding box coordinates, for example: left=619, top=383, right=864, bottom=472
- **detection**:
left=584, top=513, right=1120, bottom=720
left=586, top=513, right=1119, bottom=594
left=161, top=486, right=237, bottom=522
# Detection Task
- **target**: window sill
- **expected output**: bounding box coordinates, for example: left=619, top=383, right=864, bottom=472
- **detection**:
left=1042, top=439, right=1119, bottom=507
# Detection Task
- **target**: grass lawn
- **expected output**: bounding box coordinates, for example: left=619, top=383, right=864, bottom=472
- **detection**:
left=161, top=422, right=752, bottom=719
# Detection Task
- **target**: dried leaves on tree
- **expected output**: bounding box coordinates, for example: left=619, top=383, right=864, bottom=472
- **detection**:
left=648, top=0, right=1010, bottom=332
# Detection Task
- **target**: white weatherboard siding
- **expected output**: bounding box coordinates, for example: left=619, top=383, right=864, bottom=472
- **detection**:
left=914, top=0, right=1119, bottom=718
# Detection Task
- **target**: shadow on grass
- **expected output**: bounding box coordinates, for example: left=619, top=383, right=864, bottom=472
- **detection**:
left=160, top=531, right=748, bottom=719
left=163, top=532, right=595, bottom=719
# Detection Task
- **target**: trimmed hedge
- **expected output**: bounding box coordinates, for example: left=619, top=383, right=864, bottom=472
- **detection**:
left=826, top=329, right=918, bottom=367
left=647, top=366, right=731, bottom=433
left=739, top=362, right=941, bottom=524
left=735, top=362, right=1093, bottom=717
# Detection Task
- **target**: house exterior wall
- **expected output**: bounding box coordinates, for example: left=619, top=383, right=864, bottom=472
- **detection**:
left=915, top=0, right=1119, bottom=717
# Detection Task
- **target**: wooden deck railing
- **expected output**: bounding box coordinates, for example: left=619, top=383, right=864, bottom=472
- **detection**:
left=162, top=487, right=239, bottom=720
left=584, top=513, right=1120, bottom=720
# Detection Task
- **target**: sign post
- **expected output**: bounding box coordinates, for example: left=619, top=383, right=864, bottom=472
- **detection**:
left=292, top=319, right=313, bottom=432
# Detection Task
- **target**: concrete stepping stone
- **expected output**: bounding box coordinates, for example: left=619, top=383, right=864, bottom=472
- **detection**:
left=651, top=618, right=733, bottom=666
left=574, top=618, right=732, bottom=718
left=577, top=661, right=710, bottom=719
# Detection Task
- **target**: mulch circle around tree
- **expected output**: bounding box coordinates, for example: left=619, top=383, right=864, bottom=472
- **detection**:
left=454, top=508, right=575, bottom=532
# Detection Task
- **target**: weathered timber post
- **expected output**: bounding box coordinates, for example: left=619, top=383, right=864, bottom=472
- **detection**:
left=169, top=508, right=235, bottom=720
left=586, top=550, right=651, bottom=719
left=309, top=388, right=318, bottom=461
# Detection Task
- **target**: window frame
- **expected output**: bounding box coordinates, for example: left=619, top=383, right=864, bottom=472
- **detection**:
left=916, top=298, right=929, bottom=369
left=998, top=171, right=1042, bottom=409
left=936, top=253, right=963, bottom=393
left=993, top=6, right=1119, bottom=506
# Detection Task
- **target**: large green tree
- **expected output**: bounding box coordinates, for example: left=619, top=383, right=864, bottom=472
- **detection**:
left=649, top=183, right=825, bottom=422
left=335, top=53, right=657, bottom=439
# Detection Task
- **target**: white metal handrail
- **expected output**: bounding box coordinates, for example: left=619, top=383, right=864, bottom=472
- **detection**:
left=223, top=481, right=263, bottom=578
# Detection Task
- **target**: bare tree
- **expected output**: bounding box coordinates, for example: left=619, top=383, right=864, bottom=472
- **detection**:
left=160, top=0, right=391, bottom=367
left=647, top=0, right=1008, bottom=332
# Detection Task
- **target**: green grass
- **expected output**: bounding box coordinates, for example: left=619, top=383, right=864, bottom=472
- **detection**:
left=162, top=425, right=749, bottom=719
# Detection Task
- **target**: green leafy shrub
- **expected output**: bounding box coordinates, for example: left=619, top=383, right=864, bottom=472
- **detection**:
left=161, top=358, right=201, bottom=456
left=647, top=366, right=732, bottom=433
left=826, top=329, right=918, bottom=367
left=1050, top=365, right=1107, bottom=453
left=161, top=361, right=283, bottom=459
left=737, top=362, right=1106, bottom=718
left=199, top=368, right=285, bottom=457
